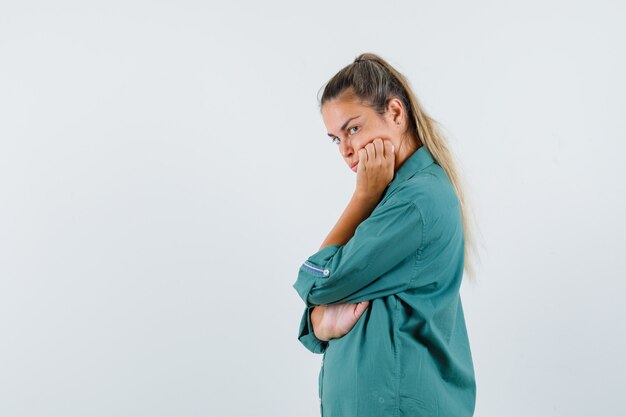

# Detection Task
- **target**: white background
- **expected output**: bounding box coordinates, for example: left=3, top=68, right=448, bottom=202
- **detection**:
left=1, top=1, right=625, bottom=416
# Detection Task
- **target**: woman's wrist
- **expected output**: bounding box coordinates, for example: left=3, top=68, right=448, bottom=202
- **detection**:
left=351, top=190, right=382, bottom=209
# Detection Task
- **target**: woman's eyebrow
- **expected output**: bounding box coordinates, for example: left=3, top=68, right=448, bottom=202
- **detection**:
left=327, top=115, right=361, bottom=138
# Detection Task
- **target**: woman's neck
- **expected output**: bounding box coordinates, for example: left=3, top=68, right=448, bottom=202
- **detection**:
left=394, top=133, right=422, bottom=172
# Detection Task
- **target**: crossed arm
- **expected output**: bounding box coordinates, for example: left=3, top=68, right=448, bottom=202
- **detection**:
left=309, top=191, right=381, bottom=341
left=294, top=190, right=425, bottom=353
left=295, top=138, right=401, bottom=350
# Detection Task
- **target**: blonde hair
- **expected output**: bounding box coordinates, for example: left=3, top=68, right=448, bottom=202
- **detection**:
left=318, top=52, right=479, bottom=282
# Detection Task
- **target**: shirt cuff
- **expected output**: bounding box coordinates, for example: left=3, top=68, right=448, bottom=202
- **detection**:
left=293, top=244, right=342, bottom=307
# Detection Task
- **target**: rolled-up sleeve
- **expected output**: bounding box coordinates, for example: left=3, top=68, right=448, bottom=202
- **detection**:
left=292, top=197, right=424, bottom=307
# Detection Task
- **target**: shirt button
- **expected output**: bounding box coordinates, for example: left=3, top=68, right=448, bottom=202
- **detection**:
left=323, top=269, right=329, bottom=276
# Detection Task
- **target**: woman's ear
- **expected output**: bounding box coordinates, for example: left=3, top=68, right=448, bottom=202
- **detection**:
left=386, top=97, right=404, bottom=126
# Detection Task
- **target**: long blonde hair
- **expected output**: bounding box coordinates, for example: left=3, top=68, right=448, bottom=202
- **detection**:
left=318, top=52, right=479, bottom=282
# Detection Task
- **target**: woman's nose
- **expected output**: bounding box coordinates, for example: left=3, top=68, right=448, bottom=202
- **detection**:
left=339, top=139, right=353, bottom=157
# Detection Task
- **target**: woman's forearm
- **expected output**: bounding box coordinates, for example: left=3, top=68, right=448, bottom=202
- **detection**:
left=319, top=191, right=381, bottom=250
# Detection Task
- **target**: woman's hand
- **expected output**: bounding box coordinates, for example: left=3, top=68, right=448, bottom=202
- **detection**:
left=310, top=301, right=370, bottom=341
left=355, top=138, right=395, bottom=200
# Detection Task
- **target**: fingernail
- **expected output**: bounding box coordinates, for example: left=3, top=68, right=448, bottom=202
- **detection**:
left=392, top=145, right=395, bottom=153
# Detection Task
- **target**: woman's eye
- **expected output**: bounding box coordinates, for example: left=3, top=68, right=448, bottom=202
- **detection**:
left=331, top=137, right=340, bottom=145
left=348, top=126, right=359, bottom=135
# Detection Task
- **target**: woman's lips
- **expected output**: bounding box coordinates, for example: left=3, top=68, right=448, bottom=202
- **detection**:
left=350, top=163, right=358, bottom=172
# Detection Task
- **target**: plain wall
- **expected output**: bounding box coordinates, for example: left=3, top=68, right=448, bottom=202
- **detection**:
left=1, top=1, right=624, bottom=416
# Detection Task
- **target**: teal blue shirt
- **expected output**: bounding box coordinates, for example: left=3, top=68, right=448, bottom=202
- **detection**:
left=293, top=145, right=476, bottom=417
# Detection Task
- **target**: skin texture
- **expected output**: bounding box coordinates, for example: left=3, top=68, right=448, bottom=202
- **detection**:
left=311, top=88, right=421, bottom=341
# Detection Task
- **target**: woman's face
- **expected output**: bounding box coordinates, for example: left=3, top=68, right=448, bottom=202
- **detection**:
left=321, top=93, right=404, bottom=173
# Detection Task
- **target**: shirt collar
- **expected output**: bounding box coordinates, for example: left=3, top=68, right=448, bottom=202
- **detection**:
left=383, top=145, right=435, bottom=197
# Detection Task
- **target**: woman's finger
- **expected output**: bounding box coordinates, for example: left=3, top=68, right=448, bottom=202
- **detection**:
left=354, top=300, right=369, bottom=317
left=373, top=138, right=384, bottom=161
left=384, top=139, right=394, bottom=160
left=364, top=141, right=374, bottom=162
left=358, top=148, right=367, bottom=168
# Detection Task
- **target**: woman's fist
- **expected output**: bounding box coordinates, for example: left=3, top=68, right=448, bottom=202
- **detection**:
left=355, top=138, right=395, bottom=199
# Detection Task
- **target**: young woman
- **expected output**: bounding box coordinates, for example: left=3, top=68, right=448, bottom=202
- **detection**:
left=293, top=53, right=478, bottom=417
